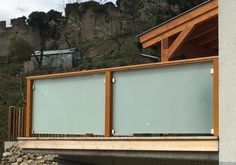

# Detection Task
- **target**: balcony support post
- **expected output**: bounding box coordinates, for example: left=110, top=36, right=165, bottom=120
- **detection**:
left=25, top=79, right=33, bottom=137
left=105, top=71, right=113, bottom=137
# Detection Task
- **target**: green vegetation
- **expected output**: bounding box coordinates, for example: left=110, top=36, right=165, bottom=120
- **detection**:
left=78, top=37, right=144, bottom=70
left=9, top=37, right=33, bottom=63
left=0, top=64, right=25, bottom=156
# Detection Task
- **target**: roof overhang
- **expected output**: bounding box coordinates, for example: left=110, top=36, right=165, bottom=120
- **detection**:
left=137, top=0, right=218, bottom=61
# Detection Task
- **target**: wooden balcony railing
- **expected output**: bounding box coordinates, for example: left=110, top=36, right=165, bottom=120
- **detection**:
left=24, top=56, right=219, bottom=138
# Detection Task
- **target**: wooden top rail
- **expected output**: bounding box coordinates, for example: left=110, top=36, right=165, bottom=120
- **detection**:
left=27, top=56, right=218, bottom=80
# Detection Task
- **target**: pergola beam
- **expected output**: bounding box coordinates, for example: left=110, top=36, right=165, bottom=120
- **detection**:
left=178, top=43, right=216, bottom=58
left=189, top=29, right=218, bottom=46
left=167, top=25, right=196, bottom=60
left=188, top=17, right=218, bottom=41
left=139, top=0, right=218, bottom=44
left=142, top=7, right=218, bottom=48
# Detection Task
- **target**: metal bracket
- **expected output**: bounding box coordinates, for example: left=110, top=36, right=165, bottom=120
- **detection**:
left=112, top=129, right=115, bottom=135
left=32, top=85, right=35, bottom=90
left=211, top=128, right=214, bottom=134
left=210, top=68, right=214, bottom=75
left=112, top=78, right=116, bottom=84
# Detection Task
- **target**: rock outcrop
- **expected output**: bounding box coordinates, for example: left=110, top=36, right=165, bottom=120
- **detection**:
left=1, top=145, right=57, bottom=165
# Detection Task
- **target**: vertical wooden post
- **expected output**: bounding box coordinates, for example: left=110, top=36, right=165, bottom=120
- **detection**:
left=213, top=58, right=219, bottom=136
left=25, top=79, right=33, bottom=137
left=161, top=38, right=169, bottom=62
left=12, top=107, right=16, bottom=140
left=105, top=71, right=113, bottom=137
left=8, top=106, right=14, bottom=140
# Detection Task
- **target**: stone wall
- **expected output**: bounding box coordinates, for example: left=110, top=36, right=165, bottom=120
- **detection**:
left=1, top=145, right=57, bottom=165
left=0, top=17, right=40, bottom=61
left=0, top=3, right=121, bottom=64
left=60, top=2, right=121, bottom=48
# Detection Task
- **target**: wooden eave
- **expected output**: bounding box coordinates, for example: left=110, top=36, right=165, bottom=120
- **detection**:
left=138, top=0, right=218, bottom=62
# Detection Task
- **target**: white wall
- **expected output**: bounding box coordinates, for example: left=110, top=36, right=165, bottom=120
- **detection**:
left=219, top=0, right=236, bottom=164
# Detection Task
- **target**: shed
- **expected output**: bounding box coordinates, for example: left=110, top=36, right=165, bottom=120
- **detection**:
left=31, top=48, right=79, bottom=68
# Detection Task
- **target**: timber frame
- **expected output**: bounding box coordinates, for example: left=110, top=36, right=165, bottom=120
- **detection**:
left=137, top=0, right=218, bottom=62
left=25, top=56, right=219, bottom=138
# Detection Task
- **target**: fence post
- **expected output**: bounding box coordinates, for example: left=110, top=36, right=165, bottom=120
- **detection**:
left=105, top=71, right=113, bottom=137
left=8, top=106, right=14, bottom=140
left=25, top=79, right=33, bottom=137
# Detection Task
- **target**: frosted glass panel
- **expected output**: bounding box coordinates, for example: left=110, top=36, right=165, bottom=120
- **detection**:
left=32, top=74, right=105, bottom=135
left=113, top=62, right=213, bottom=135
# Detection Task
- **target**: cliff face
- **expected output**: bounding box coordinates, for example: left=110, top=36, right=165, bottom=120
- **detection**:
left=0, top=2, right=121, bottom=63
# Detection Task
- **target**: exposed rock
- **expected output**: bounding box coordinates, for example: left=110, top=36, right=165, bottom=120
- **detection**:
left=36, top=156, right=43, bottom=160
left=22, top=155, right=28, bottom=160
left=25, top=160, right=32, bottom=164
left=11, top=162, right=19, bottom=165
left=16, top=157, right=23, bottom=163
left=1, top=145, right=58, bottom=165
left=20, top=162, right=28, bottom=165
left=9, top=156, right=17, bottom=163
left=2, top=152, right=11, bottom=157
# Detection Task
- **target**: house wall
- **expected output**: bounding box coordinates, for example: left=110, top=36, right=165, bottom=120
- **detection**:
left=219, top=0, right=236, bottom=165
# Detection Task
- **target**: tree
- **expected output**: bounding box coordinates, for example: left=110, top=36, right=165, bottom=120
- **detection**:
left=9, top=37, right=33, bottom=63
left=27, top=10, right=65, bottom=67
left=27, top=11, right=49, bottom=67
left=47, top=10, right=65, bottom=49
left=118, top=0, right=143, bottom=35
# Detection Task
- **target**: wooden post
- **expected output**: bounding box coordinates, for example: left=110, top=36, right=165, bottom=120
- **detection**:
left=105, top=71, right=113, bottom=137
left=161, top=38, right=169, bottom=62
left=8, top=106, right=14, bottom=140
left=213, top=58, right=219, bottom=136
left=25, top=79, right=33, bottom=137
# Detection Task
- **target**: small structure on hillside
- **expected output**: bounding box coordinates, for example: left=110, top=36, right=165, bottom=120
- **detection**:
left=31, top=48, right=79, bottom=68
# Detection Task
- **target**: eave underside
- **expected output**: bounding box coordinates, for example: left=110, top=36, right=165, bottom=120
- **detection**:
left=138, top=0, right=218, bottom=62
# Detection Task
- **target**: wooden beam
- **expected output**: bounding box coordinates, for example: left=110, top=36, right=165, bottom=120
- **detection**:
left=168, top=25, right=196, bottom=60
left=25, top=79, right=33, bottom=137
left=8, top=106, right=14, bottom=140
left=105, top=71, right=113, bottom=137
left=140, top=0, right=218, bottom=43
left=177, top=43, right=216, bottom=58
left=213, top=58, right=219, bottom=136
left=161, top=38, right=170, bottom=62
left=189, top=29, right=218, bottom=46
left=188, top=17, right=218, bottom=41
left=18, top=136, right=219, bottom=152
left=142, top=7, right=218, bottom=48
left=204, top=39, right=218, bottom=49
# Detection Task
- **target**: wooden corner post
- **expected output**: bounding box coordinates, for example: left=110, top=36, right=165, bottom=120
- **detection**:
left=213, top=58, right=219, bottom=136
left=105, top=71, right=113, bottom=137
left=25, top=79, right=33, bottom=137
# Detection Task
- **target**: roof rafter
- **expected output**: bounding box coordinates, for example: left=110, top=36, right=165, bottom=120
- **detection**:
left=168, top=25, right=196, bottom=60
left=139, top=0, right=218, bottom=49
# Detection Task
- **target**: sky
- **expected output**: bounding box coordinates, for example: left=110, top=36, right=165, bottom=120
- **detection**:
left=0, top=0, right=116, bottom=26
